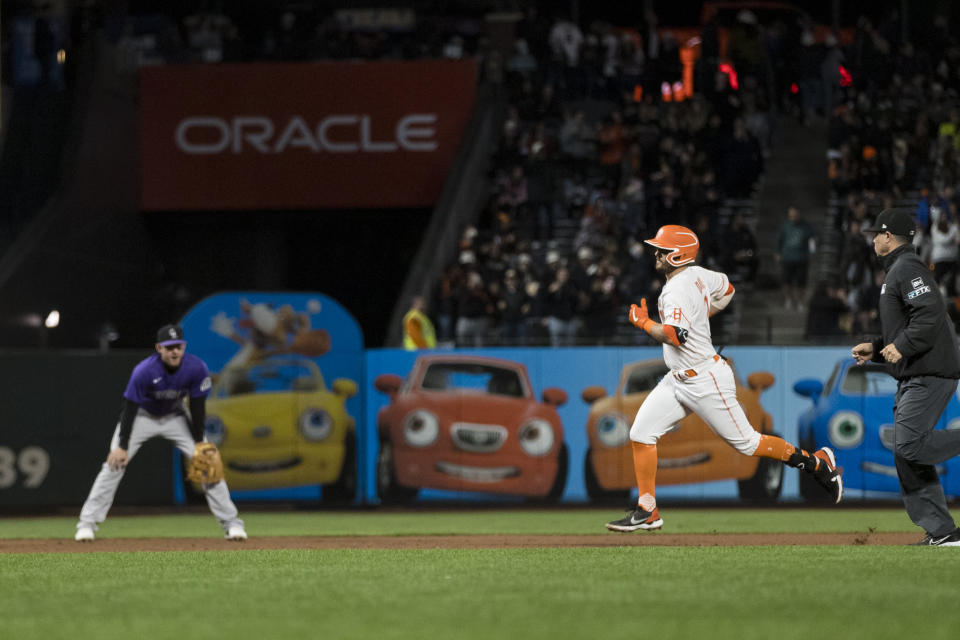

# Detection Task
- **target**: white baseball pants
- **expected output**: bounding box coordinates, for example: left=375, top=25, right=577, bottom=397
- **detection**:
left=629, top=357, right=761, bottom=455
left=77, top=410, right=243, bottom=532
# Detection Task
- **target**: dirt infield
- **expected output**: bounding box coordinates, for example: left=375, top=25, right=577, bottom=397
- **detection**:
left=0, top=532, right=921, bottom=553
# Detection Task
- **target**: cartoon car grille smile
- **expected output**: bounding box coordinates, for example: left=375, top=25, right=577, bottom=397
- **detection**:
left=450, top=423, right=507, bottom=452
left=229, top=457, right=302, bottom=472
left=435, top=462, right=520, bottom=482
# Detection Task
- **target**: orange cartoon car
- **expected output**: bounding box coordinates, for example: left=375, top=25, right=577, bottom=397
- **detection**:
left=374, top=355, right=568, bottom=503
left=582, top=358, right=780, bottom=503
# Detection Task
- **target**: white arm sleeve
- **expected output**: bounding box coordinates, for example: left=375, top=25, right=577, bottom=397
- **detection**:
left=707, top=270, right=734, bottom=314
left=710, top=287, right=734, bottom=313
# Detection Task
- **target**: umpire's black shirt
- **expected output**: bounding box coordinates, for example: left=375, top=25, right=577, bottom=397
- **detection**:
left=870, top=244, right=960, bottom=380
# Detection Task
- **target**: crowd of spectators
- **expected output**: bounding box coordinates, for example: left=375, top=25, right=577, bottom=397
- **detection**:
left=107, top=1, right=485, bottom=72
left=820, top=10, right=960, bottom=340
left=434, top=9, right=773, bottom=347
left=31, top=2, right=960, bottom=347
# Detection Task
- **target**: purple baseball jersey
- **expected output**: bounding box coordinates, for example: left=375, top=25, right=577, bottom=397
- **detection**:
left=123, top=353, right=212, bottom=416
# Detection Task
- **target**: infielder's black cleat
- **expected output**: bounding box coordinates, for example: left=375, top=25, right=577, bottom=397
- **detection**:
left=605, top=506, right=663, bottom=532
left=811, top=447, right=843, bottom=504
left=910, top=528, right=960, bottom=546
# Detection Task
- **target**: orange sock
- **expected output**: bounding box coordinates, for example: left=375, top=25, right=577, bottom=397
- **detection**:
left=755, top=435, right=821, bottom=470
left=631, top=441, right=657, bottom=509
left=753, top=434, right=796, bottom=462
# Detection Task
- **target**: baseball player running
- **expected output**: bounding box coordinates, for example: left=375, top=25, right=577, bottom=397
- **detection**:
left=607, top=225, right=843, bottom=532
left=74, top=325, right=246, bottom=542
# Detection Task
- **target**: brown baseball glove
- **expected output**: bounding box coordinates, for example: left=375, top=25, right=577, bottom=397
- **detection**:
left=187, top=442, right=224, bottom=485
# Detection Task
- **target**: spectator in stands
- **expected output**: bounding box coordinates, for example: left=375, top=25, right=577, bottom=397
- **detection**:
left=930, top=208, right=960, bottom=296
left=723, top=212, right=759, bottom=284
left=804, top=284, right=850, bottom=341
left=507, top=38, right=538, bottom=77
left=597, top=110, right=627, bottom=185
left=184, top=6, right=234, bottom=63
left=544, top=266, right=579, bottom=346
left=938, top=107, right=960, bottom=149
left=798, top=30, right=824, bottom=123
left=562, top=171, right=590, bottom=213
left=569, top=246, right=595, bottom=294
left=777, top=206, right=815, bottom=311
left=456, top=272, right=491, bottom=347
left=727, top=10, right=764, bottom=83
left=853, top=270, right=884, bottom=335
left=820, top=34, right=845, bottom=118
left=560, top=108, right=595, bottom=161
left=522, top=280, right=547, bottom=344
left=720, top=118, right=763, bottom=197
left=840, top=220, right=873, bottom=291
left=584, top=274, right=619, bottom=343
left=496, top=269, right=529, bottom=345
left=402, top=296, right=436, bottom=350
left=496, top=165, right=529, bottom=210
left=693, top=214, right=721, bottom=270
left=433, top=266, right=461, bottom=344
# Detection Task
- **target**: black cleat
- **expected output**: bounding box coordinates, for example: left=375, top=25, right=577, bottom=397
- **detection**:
left=911, top=528, right=960, bottom=546
left=811, top=447, right=843, bottom=504
left=605, top=506, right=663, bottom=532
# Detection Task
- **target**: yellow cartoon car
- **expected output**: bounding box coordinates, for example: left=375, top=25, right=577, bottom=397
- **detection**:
left=582, top=358, right=780, bottom=503
left=205, top=355, right=358, bottom=499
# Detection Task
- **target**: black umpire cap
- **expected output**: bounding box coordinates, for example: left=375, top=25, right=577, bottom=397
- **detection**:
left=156, top=324, right=186, bottom=346
left=862, top=208, right=916, bottom=238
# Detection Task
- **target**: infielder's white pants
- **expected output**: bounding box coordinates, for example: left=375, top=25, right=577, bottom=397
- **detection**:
left=629, top=358, right=761, bottom=455
left=77, top=410, right=243, bottom=532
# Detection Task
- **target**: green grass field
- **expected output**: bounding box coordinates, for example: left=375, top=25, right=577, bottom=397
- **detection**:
left=2, top=508, right=959, bottom=640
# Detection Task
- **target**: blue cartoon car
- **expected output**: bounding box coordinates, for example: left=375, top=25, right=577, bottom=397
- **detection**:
left=794, top=358, right=960, bottom=499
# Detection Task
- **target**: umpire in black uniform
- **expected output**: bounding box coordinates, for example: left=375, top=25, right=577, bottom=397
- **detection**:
left=852, top=208, right=960, bottom=546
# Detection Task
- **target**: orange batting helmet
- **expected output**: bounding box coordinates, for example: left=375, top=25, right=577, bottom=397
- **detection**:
left=644, top=225, right=699, bottom=267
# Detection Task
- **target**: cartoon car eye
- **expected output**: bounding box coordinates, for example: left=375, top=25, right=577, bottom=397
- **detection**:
left=518, top=419, right=554, bottom=456
left=205, top=415, right=226, bottom=446
left=299, top=408, right=333, bottom=441
left=828, top=411, right=864, bottom=449
left=595, top=413, right=629, bottom=448
left=403, top=410, right=439, bottom=447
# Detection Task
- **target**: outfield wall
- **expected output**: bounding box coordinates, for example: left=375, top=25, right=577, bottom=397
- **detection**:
left=9, top=342, right=955, bottom=507
left=363, top=346, right=847, bottom=504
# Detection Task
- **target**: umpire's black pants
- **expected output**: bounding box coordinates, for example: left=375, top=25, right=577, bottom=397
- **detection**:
left=894, top=376, right=960, bottom=537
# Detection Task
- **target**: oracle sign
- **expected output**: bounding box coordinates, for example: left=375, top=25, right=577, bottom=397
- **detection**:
left=140, top=61, right=476, bottom=210
left=174, top=114, right=438, bottom=154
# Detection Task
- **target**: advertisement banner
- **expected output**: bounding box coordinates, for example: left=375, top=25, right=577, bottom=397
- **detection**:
left=180, top=292, right=364, bottom=503
left=0, top=353, right=175, bottom=507
left=364, top=345, right=960, bottom=505
left=364, top=347, right=787, bottom=504
left=139, top=61, right=477, bottom=210
left=10, top=339, right=954, bottom=507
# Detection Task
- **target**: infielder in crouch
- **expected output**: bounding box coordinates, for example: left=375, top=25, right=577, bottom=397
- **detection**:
left=607, top=225, right=843, bottom=532
left=74, top=325, right=246, bottom=542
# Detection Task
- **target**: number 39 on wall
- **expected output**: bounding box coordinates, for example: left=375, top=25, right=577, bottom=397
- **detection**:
left=0, top=446, right=51, bottom=489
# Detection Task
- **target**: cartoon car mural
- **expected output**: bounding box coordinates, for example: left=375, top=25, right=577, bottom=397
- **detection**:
left=794, top=358, right=960, bottom=499
left=373, top=355, right=568, bottom=502
left=205, top=355, right=358, bottom=499
left=582, top=358, right=780, bottom=503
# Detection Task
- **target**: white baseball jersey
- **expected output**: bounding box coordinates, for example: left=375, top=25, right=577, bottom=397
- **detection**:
left=629, top=264, right=760, bottom=460
left=657, top=265, right=729, bottom=372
